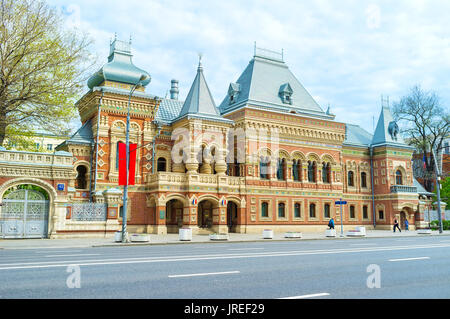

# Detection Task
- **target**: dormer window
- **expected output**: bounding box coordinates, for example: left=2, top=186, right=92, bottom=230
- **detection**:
left=228, top=82, right=240, bottom=105
left=279, top=83, right=293, bottom=105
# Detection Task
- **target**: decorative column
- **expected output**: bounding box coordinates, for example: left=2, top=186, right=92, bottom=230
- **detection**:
left=103, top=188, right=122, bottom=234
left=184, top=195, right=199, bottom=234
left=154, top=196, right=167, bottom=235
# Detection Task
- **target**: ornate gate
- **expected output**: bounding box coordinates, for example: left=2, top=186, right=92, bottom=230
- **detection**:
left=0, top=188, right=50, bottom=238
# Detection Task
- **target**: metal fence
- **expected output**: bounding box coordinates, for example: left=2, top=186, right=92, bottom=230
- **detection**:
left=71, top=203, right=107, bottom=221
left=423, top=210, right=450, bottom=222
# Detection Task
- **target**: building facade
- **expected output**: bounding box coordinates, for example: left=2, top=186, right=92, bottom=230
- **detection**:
left=0, top=39, right=433, bottom=238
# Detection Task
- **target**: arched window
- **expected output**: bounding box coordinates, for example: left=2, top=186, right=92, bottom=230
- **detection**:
left=294, top=203, right=301, bottom=218
left=277, top=158, right=286, bottom=181
left=157, top=157, right=167, bottom=172
left=348, top=171, right=354, bottom=187
left=361, top=172, right=367, bottom=188
left=395, top=170, right=403, bottom=185
left=308, top=161, right=316, bottom=182
left=322, top=162, right=330, bottom=183
left=278, top=203, right=285, bottom=218
left=261, top=202, right=269, bottom=217
left=75, top=165, right=87, bottom=189
left=309, top=203, right=316, bottom=218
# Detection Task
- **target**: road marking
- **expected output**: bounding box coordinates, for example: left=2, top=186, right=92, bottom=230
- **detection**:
left=44, top=254, right=100, bottom=258
left=228, top=248, right=265, bottom=251
left=389, top=257, right=430, bottom=262
left=349, top=243, right=376, bottom=246
left=0, top=243, right=447, bottom=271
left=35, top=250, right=83, bottom=254
left=168, top=271, right=240, bottom=278
left=278, top=293, right=330, bottom=299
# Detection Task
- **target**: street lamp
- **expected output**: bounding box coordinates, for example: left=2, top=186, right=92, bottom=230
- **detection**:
left=431, top=147, right=443, bottom=234
left=122, top=74, right=148, bottom=243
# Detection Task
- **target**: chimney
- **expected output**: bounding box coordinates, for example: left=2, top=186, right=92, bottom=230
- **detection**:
left=170, top=79, right=179, bottom=100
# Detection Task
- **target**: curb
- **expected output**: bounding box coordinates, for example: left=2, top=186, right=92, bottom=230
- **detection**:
left=90, top=232, right=450, bottom=248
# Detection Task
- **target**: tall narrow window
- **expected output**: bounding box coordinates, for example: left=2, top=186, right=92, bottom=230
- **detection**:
left=261, top=202, right=269, bottom=218
left=308, top=161, right=316, bottom=182
left=309, top=203, right=316, bottom=218
left=378, top=210, right=384, bottom=220
left=361, top=172, right=367, bottom=188
left=322, top=162, right=330, bottom=183
left=395, top=170, right=403, bottom=185
left=157, top=157, right=167, bottom=172
left=278, top=203, right=285, bottom=218
left=277, top=158, right=286, bottom=181
left=324, top=203, right=330, bottom=218
left=348, top=171, right=354, bottom=187
left=350, top=205, right=355, bottom=219
left=292, top=160, right=298, bottom=181
left=363, top=205, right=368, bottom=219
left=294, top=203, right=301, bottom=218
left=260, top=156, right=270, bottom=180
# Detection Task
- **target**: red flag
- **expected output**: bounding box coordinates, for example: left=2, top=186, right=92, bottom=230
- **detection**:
left=128, top=143, right=137, bottom=185
left=118, top=142, right=137, bottom=186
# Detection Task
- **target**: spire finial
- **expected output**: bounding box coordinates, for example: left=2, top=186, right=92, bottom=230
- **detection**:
left=198, top=52, right=203, bottom=71
left=129, top=34, right=132, bottom=45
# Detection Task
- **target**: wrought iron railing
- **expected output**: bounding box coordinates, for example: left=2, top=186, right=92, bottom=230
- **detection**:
left=71, top=203, right=107, bottom=221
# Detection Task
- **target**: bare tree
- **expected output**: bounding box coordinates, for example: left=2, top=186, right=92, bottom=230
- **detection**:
left=392, top=85, right=450, bottom=191
left=0, top=0, right=95, bottom=146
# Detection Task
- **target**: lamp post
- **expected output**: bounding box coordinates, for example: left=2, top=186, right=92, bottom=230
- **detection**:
left=431, top=147, right=443, bottom=234
left=122, top=74, right=148, bottom=243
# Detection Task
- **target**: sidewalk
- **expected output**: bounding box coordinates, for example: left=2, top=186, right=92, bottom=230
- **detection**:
left=1, top=229, right=449, bottom=250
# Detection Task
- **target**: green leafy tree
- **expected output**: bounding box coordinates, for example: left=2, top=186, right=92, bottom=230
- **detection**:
left=435, top=176, right=450, bottom=209
left=392, top=85, right=450, bottom=191
left=0, top=0, right=94, bottom=146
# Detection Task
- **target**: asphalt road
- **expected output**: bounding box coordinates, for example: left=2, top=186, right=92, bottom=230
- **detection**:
left=1, top=236, right=450, bottom=299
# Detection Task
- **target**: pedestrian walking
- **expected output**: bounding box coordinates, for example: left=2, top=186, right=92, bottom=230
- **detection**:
left=404, top=219, right=409, bottom=231
left=393, top=218, right=401, bottom=233
left=328, top=218, right=335, bottom=230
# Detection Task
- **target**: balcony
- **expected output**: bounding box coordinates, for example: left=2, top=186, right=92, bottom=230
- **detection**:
left=390, top=185, right=418, bottom=194
left=147, top=171, right=245, bottom=190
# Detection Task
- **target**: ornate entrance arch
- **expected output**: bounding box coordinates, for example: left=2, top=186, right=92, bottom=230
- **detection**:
left=1, top=185, right=50, bottom=238
left=0, top=178, right=58, bottom=239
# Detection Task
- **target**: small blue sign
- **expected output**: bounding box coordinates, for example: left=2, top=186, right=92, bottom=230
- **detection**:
left=335, top=201, right=347, bottom=205
left=57, top=184, right=65, bottom=191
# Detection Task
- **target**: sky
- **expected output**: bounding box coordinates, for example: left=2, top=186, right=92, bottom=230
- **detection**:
left=47, top=0, right=450, bottom=134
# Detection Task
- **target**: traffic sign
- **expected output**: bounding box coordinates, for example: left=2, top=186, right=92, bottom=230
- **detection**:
left=335, top=201, right=347, bottom=205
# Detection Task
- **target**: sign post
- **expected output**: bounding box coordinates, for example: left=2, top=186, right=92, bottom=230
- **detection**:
left=335, top=198, right=347, bottom=237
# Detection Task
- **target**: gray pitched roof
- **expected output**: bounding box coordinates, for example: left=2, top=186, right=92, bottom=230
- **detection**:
left=155, top=98, right=184, bottom=124
left=219, top=55, right=332, bottom=120
left=371, top=106, right=410, bottom=148
left=174, top=62, right=231, bottom=124
left=413, top=177, right=433, bottom=196
left=56, top=119, right=93, bottom=149
left=344, top=124, right=373, bottom=147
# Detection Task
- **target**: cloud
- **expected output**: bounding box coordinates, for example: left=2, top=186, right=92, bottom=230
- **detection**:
left=46, top=0, right=450, bottom=134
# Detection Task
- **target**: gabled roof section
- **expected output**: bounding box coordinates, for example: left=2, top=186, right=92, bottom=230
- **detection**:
left=56, top=119, right=93, bottom=150
left=371, top=105, right=410, bottom=148
left=174, top=61, right=231, bottom=124
left=219, top=51, right=332, bottom=120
